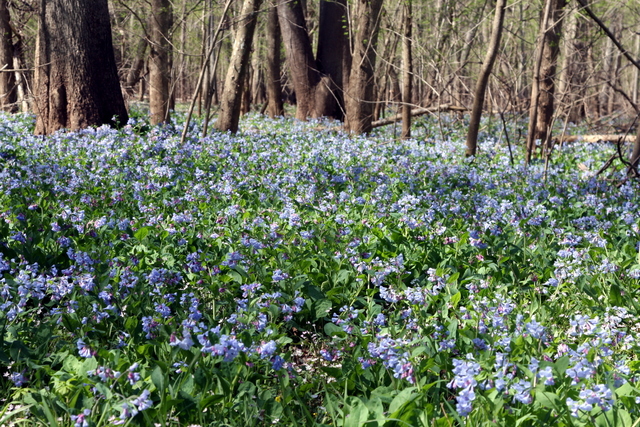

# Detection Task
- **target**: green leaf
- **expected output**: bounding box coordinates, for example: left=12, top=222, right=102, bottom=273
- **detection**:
left=324, top=322, right=345, bottom=337
left=344, top=397, right=369, bottom=427
left=609, top=284, right=623, bottom=306
left=447, top=319, right=458, bottom=340
left=554, top=356, right=570, bottom=375
left=534, top=391, right=562, bottom=410
left=181, top=374, right=195, bottom=394
left=321, top=366, right=342, bottom=379
left=335, top=269, right=351, bottom=285
left=388, top=387, right=417, bottom=414
left=151, top=365, right=166, bottom=391
left=229, top=270, right=243, bottom=284
left=449, top=291, right=461, bottom=308
left=62, top=355, right=82, bottom=375
left=615, top=382, right=636, bottom=398
left=80, top=357, right=98, bottom=376
left=596, top=409, right=633, bottom=427
left=134, top=226, right=150, bottom=240
left=303, top=283, right=325, bottom=301
left=313, top=298, right=332, bottom=320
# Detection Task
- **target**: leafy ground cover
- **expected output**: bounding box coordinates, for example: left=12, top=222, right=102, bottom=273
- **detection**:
left=1, top=111, right=640, bottom=426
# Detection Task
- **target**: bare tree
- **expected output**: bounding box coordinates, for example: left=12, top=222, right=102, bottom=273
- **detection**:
left=0, top=0, right=15, bottom=112
left=344, top=0, right=384, bottom=134
left=401, top=0, right=412, bottom=139
left=465, top=0, right=507, bottom=157
left=265, top=1, right=284, bottom=117
left=277, top=0, right=318, bottom=119
left=125, top=37, right=148, bottom=97
left=215, top=0, right=262, bottom=133
left=277, top=0, right=348, bottom=120
left=149, top=0, right=172, bottom=125
left=526, top=0, right=554, bottom=164
left=534, top=0, right=567, bottom=149
left=34, top=0, right=128, bottom=134
left=316, top=0, right=349, bottom=120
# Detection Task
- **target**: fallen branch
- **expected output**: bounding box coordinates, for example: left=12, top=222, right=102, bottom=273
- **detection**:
left=371, top=104, right=468, bottom=128
left=556, top=134, right=636, bottom=143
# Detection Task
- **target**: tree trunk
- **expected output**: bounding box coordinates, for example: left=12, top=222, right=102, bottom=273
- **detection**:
left=631, top=126, right=640, bottom=173
left=240, top=62, right=252, bottom=115
left=558, top=1, right=579, bottom=121
left=344, top=0, right=384, bottom=134
left=525, top=0, right=553, bottom=163
left=535, top=0, right=567, bottom=145
left=149, top=0, right=172, bottom=125
left=250, top=42, right=265, bottom=106
left=0, top=0, right=15, bottom=112
left=265, top=2, right=284, bottom=117
left=401, top=0, right=412, bottom=139
left=465, top=0, right=507, bottom=157
left=34, top=0, right=128, bottom=135
left=178, top=0, right=187, bottom=102
left=215, top=0, right=261, bottom=133
left=278, top=0, right=348, bottom=120
left=316, top=0, right=349, bottom=120
left=277, top=0, right=318, bottom=119
left=125, top=37, right=148, bottom=97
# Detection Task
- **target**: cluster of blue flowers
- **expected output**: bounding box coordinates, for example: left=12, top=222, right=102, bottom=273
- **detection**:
left=1, top=111, right=640, bottom=425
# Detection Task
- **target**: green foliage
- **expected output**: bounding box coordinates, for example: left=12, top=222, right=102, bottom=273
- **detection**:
left=0, top=111, right=639, bottom=425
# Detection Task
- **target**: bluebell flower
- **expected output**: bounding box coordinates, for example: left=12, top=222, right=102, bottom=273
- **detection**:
left=141, top=316, right=160, bottom=339
left=538, top=366, right=554, bottom=385
left=170, top=330, right=194, bottom=350
left=77, top=339, right=94, bottom=358
left=511, top=379, right=532, bottom=404
left=525, top=319, right=545, bottom=340
left=70, top=409, right=91, bottom=427
left=456, top=386, right=476, bottom=416
left=272, top=269, right=289, bottom=282
left=257, top=341, right=277, bottom=359
left=155, top=303, right=171, bottom=318
left=10, top=371, right=27, bottom=387
left=438, top=338, right=456, bottom=352
left=132, top=389, right=153, bottom=411
left=372, top=313, right=386, bottom=326
left=448, top=356, right=480, bottom=390
left=580, top=384, right=613, bottom=411
left=472, top=338, right=489, bottom=351
left=566, top=397, right=593, bottom=417
left=272, top=355, right=285, bottom=371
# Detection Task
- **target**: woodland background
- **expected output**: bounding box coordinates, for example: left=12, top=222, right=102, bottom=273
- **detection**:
left=1, top=0, right=640, bottom=151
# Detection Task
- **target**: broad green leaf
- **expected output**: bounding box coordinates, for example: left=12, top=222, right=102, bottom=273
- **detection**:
left=388, top=387, right=417, bottom=414
left=151, top=365, right=166, bottom=391
left=313, top=298, right=333, bottom=320
left=134, top=226, right=150, bottom=240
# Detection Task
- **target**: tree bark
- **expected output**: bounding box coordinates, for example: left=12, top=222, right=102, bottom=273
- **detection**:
left=0, top=0, right=15, bottom=112
left=34, top=0, right=128, bottom=135
left=535, top=0, right=567, bottom=145
left=631, top=127, right=640, bottom=173
left=277, top=0, right=317, bottom=120
left=215, top=0, right=261, bottom=133
left=149, top=0, right=172, bottom=125
left=125, top=37, right=148, bottom=97
left=401, top=0, right=412, bottom=139
left=557, top=2, right=581, bottom=121
left=265, top=2, right=284, bottom=117
left=316, top=0, right=349, bottom=120
left=277, top=0, right=349, bottom=121
left=465, top=0, right=507, bottom=157
left=344, top=0, right=384, bottom=134
left=525, top=0, right=553, bottom=164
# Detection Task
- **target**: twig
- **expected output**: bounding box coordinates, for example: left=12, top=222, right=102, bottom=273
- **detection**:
left=499, top=111, right=514, bottom=167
